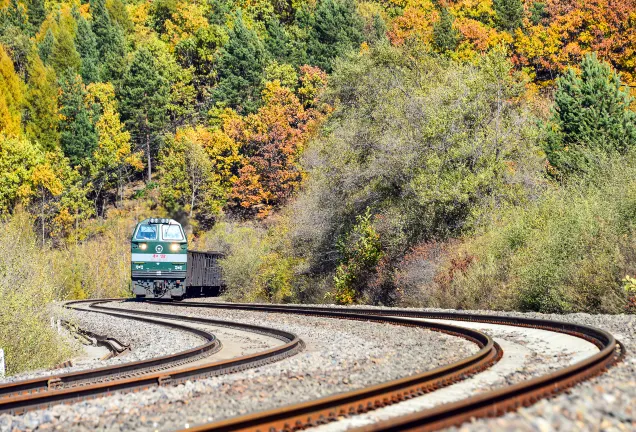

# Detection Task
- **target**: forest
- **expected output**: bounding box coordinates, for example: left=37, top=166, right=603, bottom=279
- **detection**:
left=2, top=0, right=636, bottom=373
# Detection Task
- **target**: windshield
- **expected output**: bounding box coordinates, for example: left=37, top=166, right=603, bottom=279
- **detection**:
left=134, top=225, right=158, bottom=240
left=162, top=225, right=184, bottom=241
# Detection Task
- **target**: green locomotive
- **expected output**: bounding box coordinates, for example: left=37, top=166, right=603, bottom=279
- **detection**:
left=131, top=218, right=188, bottom=300
left=130, top=218, right=225, bottom=299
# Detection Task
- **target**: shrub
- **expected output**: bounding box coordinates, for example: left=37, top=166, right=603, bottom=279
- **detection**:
left=197, top=216, right=301, bottom=303
left=289, top=44, right=544, bottom=303
left=430, top=157, right=636, bottom=313
left=0, top=211, right=74, bottom=375
left=330, top=208, right=383, bottom=304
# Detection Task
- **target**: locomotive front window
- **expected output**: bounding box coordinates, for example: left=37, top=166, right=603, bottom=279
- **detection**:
left=162, top=225, right=184, bottom=241
left=134, top=225, right=158, bottom=240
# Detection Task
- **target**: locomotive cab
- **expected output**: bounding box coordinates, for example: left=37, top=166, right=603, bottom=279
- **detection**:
left=131, top=218, right=187, bottom=300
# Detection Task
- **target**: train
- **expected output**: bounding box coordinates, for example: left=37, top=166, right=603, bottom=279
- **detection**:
left=130, top=218, right=225, bottom=300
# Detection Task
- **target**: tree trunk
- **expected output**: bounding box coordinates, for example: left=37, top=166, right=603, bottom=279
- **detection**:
left=146, top=131, right=152, bottom=182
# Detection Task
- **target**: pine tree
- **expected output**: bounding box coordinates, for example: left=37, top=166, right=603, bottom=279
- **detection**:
left=0, top=0, right=30, bottom=32
left=119, top=48, right=169, bottom=182
left=493, top=0, right=524, bottom=31
left=75, top=15, right=99, bottom=83
left=58, top=73, right=98, bottom=167
left=433, top=7, right=459, bottom=53
left=306, top=0, right=365, bottom=72
left=544, top=53, right=636, bottom=177
left=90, top=0, right=126, bottom=81
left=38, top=28, right=55, bottom=64
left=0, top=44, right=24, bottom=136
left=26, top=0, right=46, bottom=32
left=213, top=13, right=268, bottom=114
left=265, top=17, right=291, bottom=63
left=25, top=54, right=60, bottom=151
left=49, top=26, right=81, bottom=75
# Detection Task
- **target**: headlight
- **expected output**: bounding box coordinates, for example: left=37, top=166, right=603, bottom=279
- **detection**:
left=170, top=243, right=180, bottom=251
left=139, top=243, right=147, bottom=250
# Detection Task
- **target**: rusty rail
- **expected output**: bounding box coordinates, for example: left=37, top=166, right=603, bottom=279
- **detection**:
left=0, top=300, right=304, bottom=415
left=153, top=301, right=623, bottom=432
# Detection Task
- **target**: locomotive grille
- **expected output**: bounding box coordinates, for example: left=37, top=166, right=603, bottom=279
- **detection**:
left=132, top=270, right=187, bottom=279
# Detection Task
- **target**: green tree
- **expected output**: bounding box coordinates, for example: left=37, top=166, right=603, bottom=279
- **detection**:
left=432, top=7, right=459, bottom=53
left=106, top=0, right=133, bottom=34
left=26, top=0, right=46, bottom=31
left=159, top=131, right=224, bottom=221
left=0, top=0, right=29, bottom=32
left=90, top=0, right=126, bottom=81
left=119, top=47, right=169, bottom=182
left=38, top=28, right=54, bottom=64
left=75, top=15, right=99, bottom=84
left=25, top=54, right=59, bottom=151
left=265, top=17, right=291, bottom=62
left=306, top=0, right=364, bottom=72
left=544, top=53, right=636, bottom=177
left=49, top=26, right=80, bottom=76
left=493, top=0, right=524, bottom=31
left=529, top=2, right=548, bottom=26
left=58, top=73, right=97, bottom=167
left=213, top=13, right=268, bottom=113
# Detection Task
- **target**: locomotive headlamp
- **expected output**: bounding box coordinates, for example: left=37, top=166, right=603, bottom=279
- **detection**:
left=140, top=243, right=147, bottom=250
left=170, top=243, right=179, bottom=251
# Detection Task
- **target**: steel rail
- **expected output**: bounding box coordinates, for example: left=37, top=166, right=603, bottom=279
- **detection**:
left=0, top=300, right=305, bottom=415
left=150, top=301, right=623, bottom=432
left=0, top=299, right=221, bottom=401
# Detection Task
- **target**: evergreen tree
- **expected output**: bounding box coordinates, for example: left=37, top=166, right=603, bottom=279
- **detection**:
left=493, top=0, right=524, bottom=31
left=119, top=48, right=169, bottom=182
left=0, top=0, right=29, bottom=32
left=265, top=17, right=291, bottom=62
left=75, top=15, right=99, bottom=83
left=58, top=73, right=98, bottom=167
left=433, top=7, right=459, bottom=53
left=205, top=0, right=232, bottom=26
left=306, top=0, right=365, bottom=72
left=530, top=2, right=548, bottom=26
left=90, top=0, right=126, bottom=81
left=49, top=26, right=81, bottom=75
left=106, top=0, right=133, bottom=34
left=25, top=54, right=60, bottom=151
left=26, top=0, right=46, bottom=32
left=38, top=28, right=54, bottom=64
left=544, top=53, right=636, bottom=177
left=213, top=13, right=267, bottom=113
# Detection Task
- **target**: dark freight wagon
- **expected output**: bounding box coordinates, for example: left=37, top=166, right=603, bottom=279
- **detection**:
left=186, top=251, right=225, bottom=297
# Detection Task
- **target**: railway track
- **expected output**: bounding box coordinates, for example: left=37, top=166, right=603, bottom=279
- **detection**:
left=0, top=300, right=304, bottom=415
left=0, top=300, right=624, bottom=432
left=140, top=301, right=624, bottom=432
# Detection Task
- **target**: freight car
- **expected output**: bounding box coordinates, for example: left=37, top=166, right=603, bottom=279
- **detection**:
left=130, top=218, right=225, bottom=300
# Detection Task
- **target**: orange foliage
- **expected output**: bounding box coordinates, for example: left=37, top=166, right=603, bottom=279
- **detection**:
left=227, top=67, right=330, bottom=218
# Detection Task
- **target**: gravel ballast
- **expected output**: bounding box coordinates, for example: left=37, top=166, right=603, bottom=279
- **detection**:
left=0, top=301, right=478, bottom=432
left=0, top=306, right=205, bottom=384
left=0, top=302, right=632, bottom=432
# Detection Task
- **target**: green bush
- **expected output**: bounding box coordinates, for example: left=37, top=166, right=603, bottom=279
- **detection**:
left=0, top=211, right=74, bottom=375
left=289, top=44, right=544, bottom=304
left=433, top=157, right=636, bottom=313
left=197, top=217, right=301, bottom=303
left=331, top=208, right=383, bottom=304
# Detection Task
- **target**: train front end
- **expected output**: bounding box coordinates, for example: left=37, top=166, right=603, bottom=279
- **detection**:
left=131, top=218, right=188, bottom=300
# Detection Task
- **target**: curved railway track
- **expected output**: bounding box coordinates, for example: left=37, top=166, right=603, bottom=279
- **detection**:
left=0, top=300, right=304, bottom=415
left=0, top=300, right=624, bottom=432
left=143, top=301, right=624, bottom=432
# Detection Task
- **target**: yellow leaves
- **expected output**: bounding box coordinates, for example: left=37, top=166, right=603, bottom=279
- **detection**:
left=162, top=1, right=209, bottom=49
left=0, top=45, right=24, bottom=137
left=388, top=0, right=438, bottom=45
left=174, top=125, right=242, bottom=186
left=31, top=163, right=63, bottom=196
left=85, top=82, right=141, bottom=174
